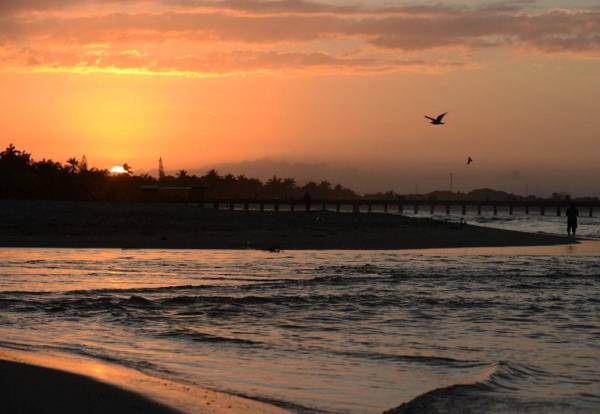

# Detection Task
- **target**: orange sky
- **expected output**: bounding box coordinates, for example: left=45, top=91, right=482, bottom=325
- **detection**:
left=1, top=0, right=599, bottom=194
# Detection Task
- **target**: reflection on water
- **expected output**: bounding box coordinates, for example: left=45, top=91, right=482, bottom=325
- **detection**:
left=1, top=245, right=600, bottom=413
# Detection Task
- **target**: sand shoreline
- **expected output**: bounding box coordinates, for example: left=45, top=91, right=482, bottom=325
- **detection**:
left=0, top=200, right=574, bottom=250
left=0, top=349, right=291, bottom=414
left=0, top=359, right=180, bottom=414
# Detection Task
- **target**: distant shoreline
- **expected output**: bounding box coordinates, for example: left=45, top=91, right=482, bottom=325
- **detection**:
left=0, top=200, right=575, bottom=250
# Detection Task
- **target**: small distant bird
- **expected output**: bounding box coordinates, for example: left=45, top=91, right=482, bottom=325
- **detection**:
left=425, top=112, right=447, bottom=125
left=467, top=156, right=473, bottom=165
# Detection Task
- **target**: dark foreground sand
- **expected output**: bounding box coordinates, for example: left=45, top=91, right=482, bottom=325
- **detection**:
left=0, top=351, right=292, bottom=414
left=0, top=359, right=179, bottom=414
left=0, top=200, right=573, bottom=249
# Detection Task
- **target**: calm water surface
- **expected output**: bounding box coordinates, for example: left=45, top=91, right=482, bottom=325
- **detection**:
left=406, top=207, right=600, bottom=239
left=0, top=242, right=599, bottom=413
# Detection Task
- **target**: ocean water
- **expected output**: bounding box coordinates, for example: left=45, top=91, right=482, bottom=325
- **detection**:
left=401, top=206, right=600, bottom=240
left=309, top=203, right=600, bottom=239
left=1, top=237, right=600, bottom=413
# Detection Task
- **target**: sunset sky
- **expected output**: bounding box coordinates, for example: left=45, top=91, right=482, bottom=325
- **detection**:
left=1, top=0, right=599, bottom=194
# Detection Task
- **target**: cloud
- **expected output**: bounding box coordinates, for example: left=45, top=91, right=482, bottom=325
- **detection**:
left=0, top=0, right=460, bottom=16
left=0, top=0, right=80, bottom=13
left=0, top=1, right=598, bottom=76
left=0, top=42, right=468, bottom=76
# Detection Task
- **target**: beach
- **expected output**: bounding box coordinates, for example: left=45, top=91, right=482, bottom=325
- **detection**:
left=1, top=245, right=599, bottom=413
left=1, top=201, right=596, bottom=414
left=0, top=349, right=291, bottom=414
left=0, top=359, right=180, bottom=414
left=0, top=200, right=574, bottom=249
left=3, top=0, right=598, bottom=411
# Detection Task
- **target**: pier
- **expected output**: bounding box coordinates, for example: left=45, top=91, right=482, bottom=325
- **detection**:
left=201, top=199, right=598, bottom=217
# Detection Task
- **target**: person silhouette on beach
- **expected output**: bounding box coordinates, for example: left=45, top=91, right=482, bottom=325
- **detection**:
left=304, top=192, right=312, bottom=212
left=565, top=203, right=579, bottom=236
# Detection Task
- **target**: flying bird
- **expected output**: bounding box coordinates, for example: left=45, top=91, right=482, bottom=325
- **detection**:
left=425, top=112, right=447, bottom=125
left=467, top=157, right=473, bottom=165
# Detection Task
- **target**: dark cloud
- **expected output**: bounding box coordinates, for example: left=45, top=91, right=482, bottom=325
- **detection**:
left=3, top=6, right=598, bottom=51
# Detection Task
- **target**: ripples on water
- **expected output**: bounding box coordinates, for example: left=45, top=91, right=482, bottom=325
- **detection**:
left=0, top=244, right=599, bottom=413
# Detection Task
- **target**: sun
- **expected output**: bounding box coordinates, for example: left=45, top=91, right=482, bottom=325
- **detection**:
left=110, top=165, right=128, bottom=174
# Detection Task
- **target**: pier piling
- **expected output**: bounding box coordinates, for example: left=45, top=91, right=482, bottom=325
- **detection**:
left=201, top=198, right=598, bottom=219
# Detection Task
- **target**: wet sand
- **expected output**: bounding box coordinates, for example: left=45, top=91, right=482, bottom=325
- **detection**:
left=0, top=359, right=180, bottom=414
left=0, top=350, right=291, bottom=414
left=0, top=200, right=574, bottom=249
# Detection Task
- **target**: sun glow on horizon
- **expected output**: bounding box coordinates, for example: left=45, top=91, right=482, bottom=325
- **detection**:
left=110, top=166, right=128, bottom=174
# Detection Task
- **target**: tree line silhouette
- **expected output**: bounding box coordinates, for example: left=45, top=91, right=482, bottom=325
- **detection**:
left=0, top=144, right=358, bottom=201
left=2, top=144, right=597, bottom=203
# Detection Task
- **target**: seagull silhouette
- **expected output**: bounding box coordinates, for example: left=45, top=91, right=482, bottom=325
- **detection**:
left=467, top=156, right=473, bottom=165
left=425, top=112, right=447, bottom=125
